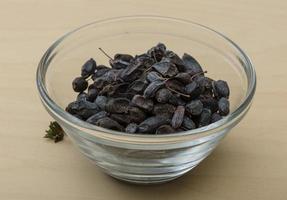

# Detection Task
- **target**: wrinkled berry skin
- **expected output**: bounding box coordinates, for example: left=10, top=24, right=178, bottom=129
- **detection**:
left=131, top=95, right=154, bottom=112
left=171, top=106, right=185, bottom=129
left=125, top=123, right=138, bottom=133
left=81, top=58, right=97, bottom=78
left=155, top=88, right=172, bottom=103
left=182, top=53, right=203, bottom=75
left=198, top=108, right=212, bottom=127
left=218, top=97, right=230, bottom=116
left=182, top=116, right=196, bottom=130
left=95, top=117, right=124, bottom=131
left=213, top=80, right=230, bottom=98
left=156, top=125, right=175, bottom=134
left=138, top=116, right=170, bottom=133
left=66, top=100, right=100, bottom=119
left=86, top=111, right=108, bottom=124
left=72, top=77, right=88, bottom=93
left=211, top=113, right=222, bottom=123
left=185, top=100, right=203, bottom=116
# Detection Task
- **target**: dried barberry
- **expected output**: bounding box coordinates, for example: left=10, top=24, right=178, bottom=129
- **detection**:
left=105, top=98, right=130, bottom=114
left=212, top=80, right=230, bottom=98
left=185, top=100, right=203, bottom=116
left=156, top=125, right=175, bottom=134
left=81, top=58, right=97, bottom=78
left=211, top=113, right=222, bottom=123
left=218, top=97, right=230, bottom=116
left=95, top=117, right=124, bottom=131
left=171, top=106, right=185, bottom=129
left=72, top=77, right=88, bottom=93
left=125, top=123, right=138, bottom=133
left=138, top=116, right=170, bottom=133
left=182, top=53, right=203, bottom=75
left=198, top=108, right=212, bottom=127
left=131, top=95, right=154, bottom=112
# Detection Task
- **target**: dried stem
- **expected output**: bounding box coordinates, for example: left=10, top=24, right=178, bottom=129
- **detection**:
left=98, top=47, right=113, bottom=60
left=191, top=70, right=208, bottom=80
left=165, top=85, right=190, bottom=98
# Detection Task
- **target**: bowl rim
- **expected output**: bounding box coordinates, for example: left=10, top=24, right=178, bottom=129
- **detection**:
left=36, top=15, right=256, bottom=141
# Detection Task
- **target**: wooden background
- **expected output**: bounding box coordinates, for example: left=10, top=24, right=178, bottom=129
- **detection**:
left=0, top=0, right=286, bottom=199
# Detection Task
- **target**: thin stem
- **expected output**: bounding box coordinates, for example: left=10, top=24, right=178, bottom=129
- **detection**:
left=165, top=85, right=190, bottom=98
left=191, top=70, right=207, bottom=80
left=98, top=47, right=113, bottom=60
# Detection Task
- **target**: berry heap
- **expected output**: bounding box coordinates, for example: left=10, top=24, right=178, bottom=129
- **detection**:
left=66, top=43, right=230, bottom=134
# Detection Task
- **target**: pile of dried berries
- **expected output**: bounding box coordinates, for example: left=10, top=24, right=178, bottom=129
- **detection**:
left=66, top=43, right=230, bottom=134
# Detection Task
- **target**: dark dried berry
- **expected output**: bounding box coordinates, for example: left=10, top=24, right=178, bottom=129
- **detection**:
left=77, top=92, right=88, bottom=101
left=81, top=58, right=97, bottom=78
left=128, top=80, right=147, bottom=93
left=66, top=100, right=100, bottom=119
left=100, top=83, right=129, bottom=96
left=114, top=54, right=134, bottom=62
left=95, top=117, right=124, bottom=131
left=184, top=81, right=202, bottom=98
left=165, top=79, right=186, bottom=94
left=185, top=100, right=203, bottom=116
left=110, top=59, right=130, bottom=69
left=156, top=125, right=175, bottom=134
left=94, top=96, right=108, bottom=110
left=195, top=76, right=213, bottom=94
left=182, top=116, right=196, bottom=130
left=86, top=111, right=108, bottom=124
left=211, top=113, right=222, bottom=123
left=103, top=69, right=123, bottom=83
left=155, top=88, right=172, bottom=103
left=131, top=95, right=154, bottom=112
left=174, top=72, right=191, bottom=84
left=72, top=77, right=88, bottom=93
left=143, top=81, right=164, bottom=98
left=92, top=77, right=109, bottom=90
left=200, top=96, right=219, bottom=113
left=105, top=98, right=130, bottom=114
left=171, top=106, right=185, bottom=129
left=125, top=123, right=138, bottom=133
left=138, top=116, right=170, bottom=133
left=152, top=58, right=178, bottom=77
left=87, top=88, right=98, bottom=102
left=120, top=62, right=143, bottom=82
left=146, top=71, right=164, bottom=82
left=110, top=114, right=131, bottom=125
left=147, top=43, right=166, bottom=61
left=128, top=106, right=146, bottom=123
left=182, top=53, right=203, bottom=75
left=92, top=65, right=110, bottom=80
left=212, top=80, right=230, bottom=98
left=135, top=53, right=155, bottom=67
left=198, top=108, right=212, bottom=127
left=168, top=94, right=186, bottom=106
left=153, top=103, right=175, bottom=117
left=218, top=97, right=230, bottom=116
left=165, top=51, right=185, bottom=70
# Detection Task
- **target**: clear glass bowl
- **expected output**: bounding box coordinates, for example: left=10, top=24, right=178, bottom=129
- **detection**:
left=36, top=16, right=256, bottom=184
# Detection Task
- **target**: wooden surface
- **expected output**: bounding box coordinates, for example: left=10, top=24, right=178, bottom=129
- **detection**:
left=0, top=0, right=287, bottom=199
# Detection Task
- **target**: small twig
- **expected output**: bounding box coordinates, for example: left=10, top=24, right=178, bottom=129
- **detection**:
left=165, top=85, right=190, bottom=98
left=98, top=47, right=113, bottom=60
left=191, top=70, right=208, bottom=80
left=153, top=51, right=157, bottom=62
left=144, top=66, right=153, bottom=73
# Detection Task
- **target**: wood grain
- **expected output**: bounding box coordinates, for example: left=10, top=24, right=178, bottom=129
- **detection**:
left=0, top=0, right=286, bottom=199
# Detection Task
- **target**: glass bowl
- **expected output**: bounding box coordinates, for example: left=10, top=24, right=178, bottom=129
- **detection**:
left=36, top=16, right=256, bottom=184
